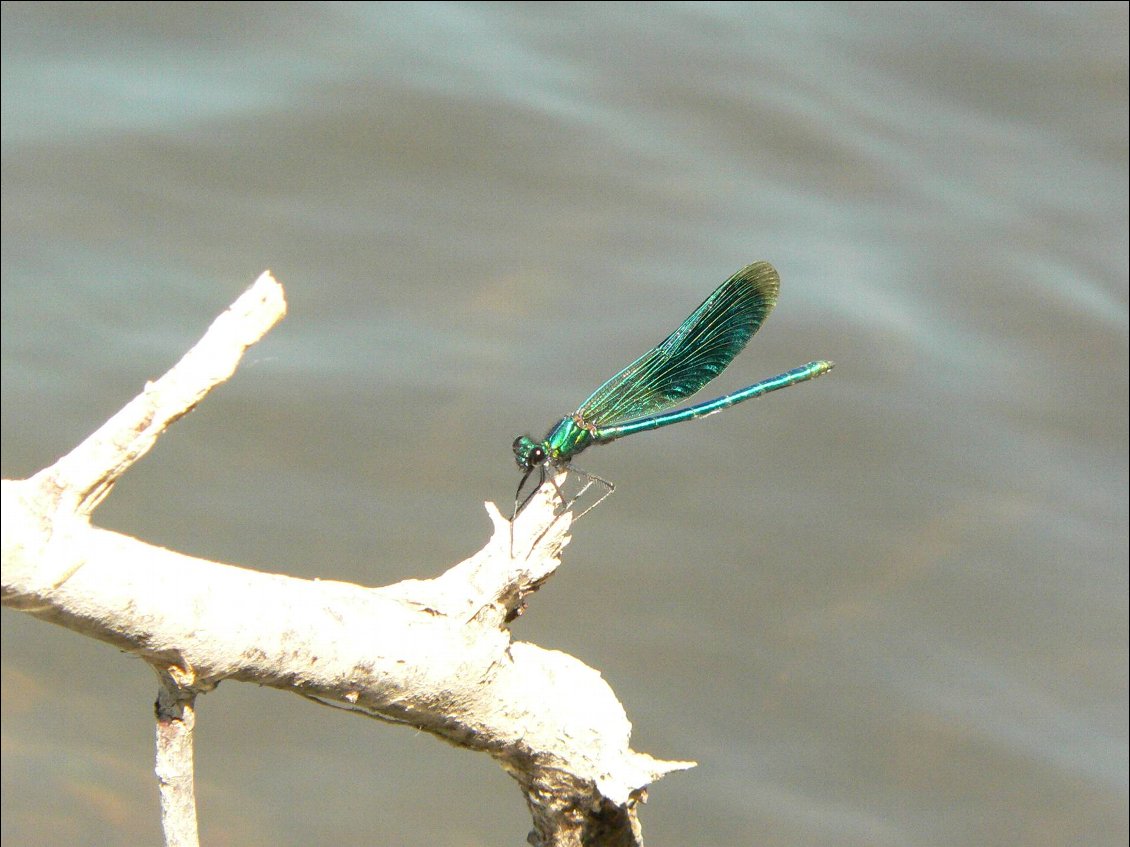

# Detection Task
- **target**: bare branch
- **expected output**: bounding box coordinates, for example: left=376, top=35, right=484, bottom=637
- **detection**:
left=0, top=270, right=693, bottom=846
left=37, top=270, right=287, bottom=517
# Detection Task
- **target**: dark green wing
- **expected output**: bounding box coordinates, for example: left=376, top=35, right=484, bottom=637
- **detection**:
left=575, top=261, right=780, bottom=426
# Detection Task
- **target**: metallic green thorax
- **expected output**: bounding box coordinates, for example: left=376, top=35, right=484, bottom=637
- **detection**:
left=513, top=415, right=595, bottom=471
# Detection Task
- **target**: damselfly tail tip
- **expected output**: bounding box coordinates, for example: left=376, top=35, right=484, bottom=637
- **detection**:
left=798, top=359, right=835, bottom=379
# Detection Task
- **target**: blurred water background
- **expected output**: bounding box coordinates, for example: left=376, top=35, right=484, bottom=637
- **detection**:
left=2, top=3, right=1127, bottom=845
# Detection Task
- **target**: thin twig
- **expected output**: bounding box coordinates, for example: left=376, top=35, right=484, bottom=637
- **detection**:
left=153, top=666, right=203, bottom=847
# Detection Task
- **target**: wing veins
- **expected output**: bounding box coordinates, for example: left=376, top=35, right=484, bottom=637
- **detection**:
left=573, top=262, right=779, bottom=426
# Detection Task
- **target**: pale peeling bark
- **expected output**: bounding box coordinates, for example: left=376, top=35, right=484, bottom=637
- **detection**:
left=154, top=667, right=202, bottom=847
left=0, top=271, right=693, bottom=847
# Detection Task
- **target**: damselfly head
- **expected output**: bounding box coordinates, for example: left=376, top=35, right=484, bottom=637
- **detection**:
left=512, top=436, right=546, bottom=471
